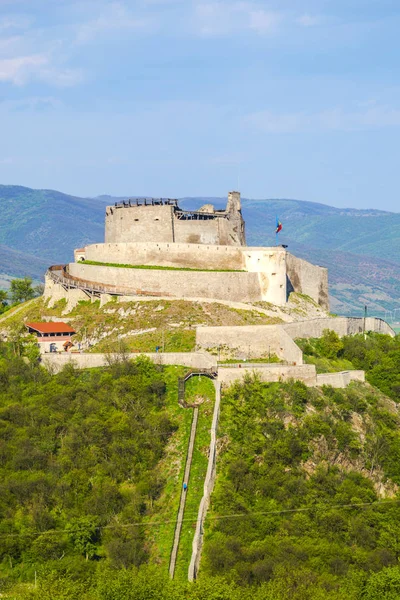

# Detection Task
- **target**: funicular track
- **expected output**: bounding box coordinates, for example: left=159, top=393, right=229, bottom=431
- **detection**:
left=168, top=369, right=217, bottom=580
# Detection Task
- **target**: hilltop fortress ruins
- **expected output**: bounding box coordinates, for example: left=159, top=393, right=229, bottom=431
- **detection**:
left=44, top=192, right=329, bottom=309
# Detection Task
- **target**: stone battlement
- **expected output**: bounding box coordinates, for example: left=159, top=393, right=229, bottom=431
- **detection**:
left=105, top=191, right=246, bottom=246
left=45, top=190, right=330, bottom=310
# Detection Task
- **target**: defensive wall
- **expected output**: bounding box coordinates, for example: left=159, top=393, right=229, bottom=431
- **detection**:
left=60, top=244, right=329, bottom=308
left=196, top=317, right=395, bottom=362
left=286, top=253, right=329, bottom=310
left=315, top=370, right=365, bottom=387
left=217, top=365, right=365, bottom=387
left=105, top=192, right=245, bottom=247
left=42, top=351, right=217, bottom=373
left=283, top=317, right=396, bottom=339
left=42, top=352, right=365, bottom=389
left=67, top=262, right=270, bottom=304
left=84, top=242, right=285, bottom=272
left=44, top=188, right=330, bottom=309
left=196, top=324, right=303, bottom=363
left=218, top=364, right=317, bottom=386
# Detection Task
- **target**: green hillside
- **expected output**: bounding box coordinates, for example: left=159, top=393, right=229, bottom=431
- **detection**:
left=1, top=332, right=400, bottom=599
left=0, top=185, right=108, bottom=264
left=201, top=332, right=400, bottom=598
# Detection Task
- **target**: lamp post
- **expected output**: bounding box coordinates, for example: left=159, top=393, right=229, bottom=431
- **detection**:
left=363, top=305, right=367, bottom=339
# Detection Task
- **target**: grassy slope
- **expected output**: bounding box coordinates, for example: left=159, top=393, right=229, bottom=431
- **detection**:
left=0, top=297, right=282, bottom=354
left=174, top=376, right=216, bottom=580
left=145, top=365, right=191, bottom=568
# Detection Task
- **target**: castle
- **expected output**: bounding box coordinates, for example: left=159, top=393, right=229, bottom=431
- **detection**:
left=44, top=192, right=329, bottom=310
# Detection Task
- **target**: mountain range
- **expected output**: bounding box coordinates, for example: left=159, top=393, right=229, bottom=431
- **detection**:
left=0, top=184, right=399, bottom=319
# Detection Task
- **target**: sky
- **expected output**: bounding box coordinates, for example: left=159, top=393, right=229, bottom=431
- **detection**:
left=0, top=0, right=400, bottom=211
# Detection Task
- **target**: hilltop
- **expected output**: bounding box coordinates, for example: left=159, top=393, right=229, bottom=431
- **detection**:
left=0, top=292, right=328, bottom=354
left=0, top=184, right=399, bottom=316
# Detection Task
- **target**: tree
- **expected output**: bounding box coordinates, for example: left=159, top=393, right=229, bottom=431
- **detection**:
left=10, top=277, right=35, bottom=304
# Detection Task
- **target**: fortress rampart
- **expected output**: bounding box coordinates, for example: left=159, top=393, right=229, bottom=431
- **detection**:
left=286, top=254, right=329, bottom=310
left=105, top=192, right=246, bottom=246
left=45, top=190, right=330, bottom=310
left=67, top=262, right=268, bottom=303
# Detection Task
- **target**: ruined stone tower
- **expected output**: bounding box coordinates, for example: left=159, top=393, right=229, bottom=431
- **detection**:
left=105, top=191, right=246, bottom=246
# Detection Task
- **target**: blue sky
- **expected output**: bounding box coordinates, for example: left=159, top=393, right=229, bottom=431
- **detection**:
left=0, top=0, right=400, bottom=210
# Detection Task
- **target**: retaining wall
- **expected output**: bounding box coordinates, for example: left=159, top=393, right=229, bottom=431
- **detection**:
left=218, top=364, right=317, bottom=386
left=68, top=262, right=285, bottom=304
left=283, top=317, right=395, bottom=339
left=42, top=352, right=217, bottom=373
left=315, top=370, right=365, bottom=388
left=196, top=325, right=303, bottom=363
left=286, top=253, right=329, bottom=311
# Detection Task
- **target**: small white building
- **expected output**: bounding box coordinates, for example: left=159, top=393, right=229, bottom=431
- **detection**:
left=74, top=248, right=86, bottom=262
left=25, top=322, right=76, bottom=354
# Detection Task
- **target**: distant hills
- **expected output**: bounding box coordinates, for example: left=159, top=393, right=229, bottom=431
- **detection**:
left=0, top=184, right=399, bottom=318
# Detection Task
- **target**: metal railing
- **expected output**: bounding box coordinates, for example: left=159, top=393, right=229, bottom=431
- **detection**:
left=177, top=369, right=218, bottom=407
left=46, top=266, right=171, bottom=298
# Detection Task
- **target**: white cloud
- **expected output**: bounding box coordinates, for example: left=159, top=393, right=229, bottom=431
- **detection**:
left=245, top=105, right=400, bottom=133
left=75, top=1, right=152, bottom=43
left=249, top=9, right=281, bottom=34
left=193, top=2, right=282, bottom=36
left=0, top=54, right=82, bottom=86
left=0, top=54, right=47, bottom=85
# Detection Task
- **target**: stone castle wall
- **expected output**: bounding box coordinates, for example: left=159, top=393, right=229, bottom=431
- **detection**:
left=286, top=253, right=329, bottom=311
left=283, top=317, right=395, bottom=339
left=196, top=324, right=303, bottom=363
left=45, top=188, right=330, bottom=309
left=47, top=240, right=330, bottom=308
left=43, top=351, right=217, bottom=373
left=85, top=242, right=246, bottom=270
left=217, top=364, right=317, bottom=386
left=68, top=262, right=271, bottom=303
left=105, top=192, right=245, bottom=247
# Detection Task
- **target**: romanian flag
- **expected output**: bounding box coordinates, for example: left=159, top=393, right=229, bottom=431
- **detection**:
left=276, top=218, right=282, bottom=234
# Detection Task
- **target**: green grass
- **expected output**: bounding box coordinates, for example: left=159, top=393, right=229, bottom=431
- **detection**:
left=303, top=354, right=358, bottom=374
left=92, top=329, right=196, bottom=353
left=218, top=355, right=281, bottom=364
left=144, top=365, right=193, bottom=570
left=84, top=260, right=244, bottom=273
left=174, top=376, right=215, bottom=580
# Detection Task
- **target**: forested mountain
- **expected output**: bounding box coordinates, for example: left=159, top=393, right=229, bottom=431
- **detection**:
left=0, top=184, right=399, bottom=317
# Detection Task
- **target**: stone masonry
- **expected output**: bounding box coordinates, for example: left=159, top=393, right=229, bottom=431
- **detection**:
left=45, top=191, right=330, bottom=310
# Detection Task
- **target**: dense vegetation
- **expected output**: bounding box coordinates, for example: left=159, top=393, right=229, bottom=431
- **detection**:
left=0, top=353, right=180, bottom=595
left=1, top=330, right=400, bottom=598
left=297, top=330, right=400, bottom=399
left=202, top=375, right=400, bottom=598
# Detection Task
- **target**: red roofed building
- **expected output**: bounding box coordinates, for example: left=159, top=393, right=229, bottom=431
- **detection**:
left=25, top=322, right=76, bottom=354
